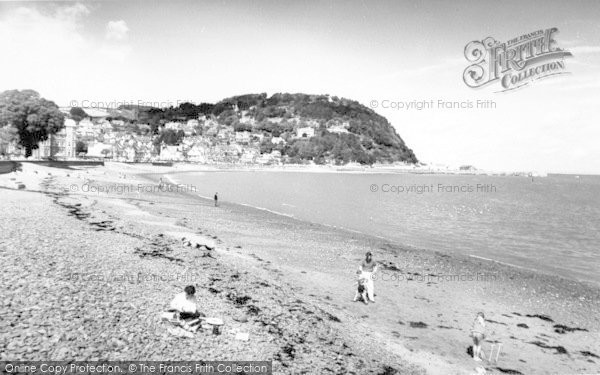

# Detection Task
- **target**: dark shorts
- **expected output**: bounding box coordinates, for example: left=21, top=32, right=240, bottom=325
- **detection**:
left=168, top=309, right=203, bottom=321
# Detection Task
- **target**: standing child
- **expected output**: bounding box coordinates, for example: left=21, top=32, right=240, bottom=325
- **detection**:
left=358, top=251, right=377, bottom=302
left=353, top=271, right=369, bottom=304
left=470, top=312, right=486, bottom=361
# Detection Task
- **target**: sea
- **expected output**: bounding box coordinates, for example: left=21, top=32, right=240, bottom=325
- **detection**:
left=171, top=171, right=600, bottom=286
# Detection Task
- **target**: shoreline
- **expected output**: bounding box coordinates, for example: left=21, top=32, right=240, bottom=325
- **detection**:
left=158, top=168, right=600, bottom=289
left=1, top=162, right=599, bottom=374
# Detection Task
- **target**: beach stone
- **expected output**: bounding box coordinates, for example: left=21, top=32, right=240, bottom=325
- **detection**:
left=233, top=313, right=249, bottom=323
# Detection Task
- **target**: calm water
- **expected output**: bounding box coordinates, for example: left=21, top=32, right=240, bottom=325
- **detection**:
left=173, top=171, right=600, bottom=285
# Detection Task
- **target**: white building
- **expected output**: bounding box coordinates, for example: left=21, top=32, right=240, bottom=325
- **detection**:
left=240, top=149, right=258, bottom=164
left=31, top=118, right=77, bottom=159
left=235, top=131, right=252, bottom=144
left=87, top=142, right=113, bottom=158
left=296, top=127, right=315, bottom=138
left=165, top=122, right=184, bottom=131
left=159, top=145, right=184, bottom=161
left=63, top=119, right=76, bottom=158
left=187, top=145, right=207, bottom=163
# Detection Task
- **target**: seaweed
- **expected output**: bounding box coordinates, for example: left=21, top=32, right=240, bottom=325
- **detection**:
left=553, top=324, right=588, bottom=334
left=133, top=246, right=183, bottom=263
left=247, top=305, right=261, bottom=315
left=525, top=314, right=554, bottom=322
left=495, top=367, right=524, bottom=374
left=581, top=351, right=599, bottom=359
left=226, top=293, right=252, bottom=306
left=378, top=366, right=399, bottom=375
left=281, top=343, right=296, bottom=359
left=529, top=341, right=568, bottom=354
left=326, top=313, right=341, bottom=322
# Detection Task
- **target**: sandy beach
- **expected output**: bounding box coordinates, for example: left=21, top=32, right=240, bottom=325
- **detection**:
left=1, top=162, right=599, bottom=375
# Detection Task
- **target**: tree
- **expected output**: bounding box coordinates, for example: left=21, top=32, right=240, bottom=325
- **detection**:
left=153, top=129, right=184, bottom=147
left=178, top=102, right=200, bottom=119
left=0, top=90, right=64, bottom=158
left=69, top=107, right=87, bottom=122
left=259, top=138, right=274, bottom=154
left=76, top=141, right=88, bottom=154
left=233, top=122, right=252, bottom=132
left=101, top=149, right=111, bottom=158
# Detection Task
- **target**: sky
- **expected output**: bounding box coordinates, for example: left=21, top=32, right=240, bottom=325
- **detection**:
left=0, top=0, right=599, bottom=174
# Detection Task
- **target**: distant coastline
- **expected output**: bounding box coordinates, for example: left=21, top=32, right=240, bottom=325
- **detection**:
left=0, top=159, right=552, bottom=177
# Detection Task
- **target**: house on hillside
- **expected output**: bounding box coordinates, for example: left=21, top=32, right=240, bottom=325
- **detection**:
left=165, top=122, right=184, bottom=131
left=217, top=128, right=233, bottom=141
left=328, top=124, right=349, bottom=134
left=240, top=149, right=258, bottom=164
left=112, top=141, right=134, bottom=162
left=296, top=127, right=315, bottom=138
left=160, top=145, right=184, bottom=161
left=188, top=145, right=207, bottom=163
left=185, top=119, right=199, bottom=136
left=256, top=153, right=274, bottom=165
left=235, top=131, right=251, bottom=145
left=239, top=112, right=256, bottom=125
left=134, top=143, right=154, bottom=162
left=76, top=118, right=97, bottom=138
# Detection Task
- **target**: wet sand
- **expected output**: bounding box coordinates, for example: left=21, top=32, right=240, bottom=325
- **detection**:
left=1, top=162, right=599, bottom=375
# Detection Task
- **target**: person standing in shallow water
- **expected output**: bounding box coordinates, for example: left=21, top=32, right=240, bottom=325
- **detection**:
left=358, top=251, right=377, bottom=303
left=214, top=192, right=218, bottom=207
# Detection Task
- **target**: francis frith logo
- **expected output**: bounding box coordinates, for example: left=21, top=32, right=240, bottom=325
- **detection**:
left=463, top=28, right=572, bottom=92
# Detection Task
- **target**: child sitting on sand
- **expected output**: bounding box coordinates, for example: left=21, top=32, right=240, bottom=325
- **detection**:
left=470, top=312, right=486, bottom=361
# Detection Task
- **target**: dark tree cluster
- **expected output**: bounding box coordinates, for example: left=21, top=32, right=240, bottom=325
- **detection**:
left=0, top=90, right=64, bottom=157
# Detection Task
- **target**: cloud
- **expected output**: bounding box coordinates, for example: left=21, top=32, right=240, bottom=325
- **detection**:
left=0, top=3, right=132, bottom=104
left=384, top=58, right=465, bottom=80
left=570, top=45, right=600, bottom=55
left=0, top=4, right=91, bottom=70
left=57, top=3, right=91, bottom=21
left=106, top=20, right=129, bottom=40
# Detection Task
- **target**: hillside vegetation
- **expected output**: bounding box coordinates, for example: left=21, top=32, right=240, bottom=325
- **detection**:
left=133, top=93, right=418, bottom=165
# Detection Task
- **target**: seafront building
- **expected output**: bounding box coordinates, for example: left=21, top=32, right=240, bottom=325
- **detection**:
left=31, top=119, right=77, bottom=159
left=0, top=107, right=283, bottom=165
